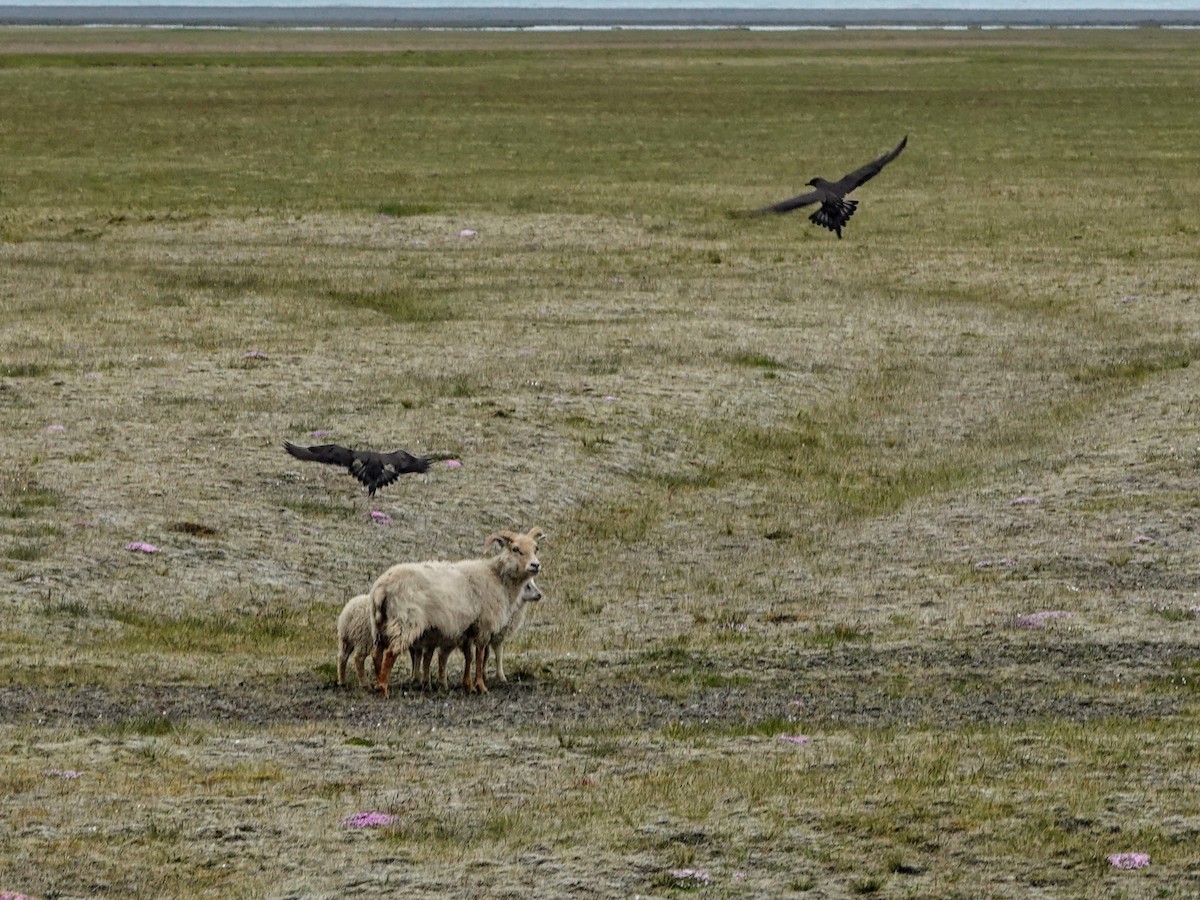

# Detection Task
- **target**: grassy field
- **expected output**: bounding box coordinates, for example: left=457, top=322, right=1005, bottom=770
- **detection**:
left=1, top=25, right=1199, bottom=898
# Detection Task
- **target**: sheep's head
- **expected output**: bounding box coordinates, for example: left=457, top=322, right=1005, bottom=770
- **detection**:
left=484, top=526, right=543, bottom=583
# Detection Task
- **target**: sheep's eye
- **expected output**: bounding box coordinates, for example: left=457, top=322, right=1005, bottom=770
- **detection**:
left=511, top=546, right=520, bottom=553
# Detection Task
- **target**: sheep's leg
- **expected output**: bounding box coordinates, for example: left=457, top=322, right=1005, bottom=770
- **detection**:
left=409, top=647, right=422, bottom=686
left=375, top=648, right=398, bottom=697
left=473, top=644, right=489, bottom=694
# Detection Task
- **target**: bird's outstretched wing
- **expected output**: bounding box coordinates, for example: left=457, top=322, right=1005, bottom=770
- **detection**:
left=749, top=188, right=822, bottom=216
left=283, top=441, right=354, bottom=467
left=831, top=135, right=907, bottom=195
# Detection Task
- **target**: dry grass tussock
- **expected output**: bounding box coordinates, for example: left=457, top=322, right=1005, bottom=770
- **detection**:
left=1, top=27, right=1199, bottom=898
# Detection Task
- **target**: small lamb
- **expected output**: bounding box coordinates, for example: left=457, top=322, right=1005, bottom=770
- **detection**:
left=370, top=526, right=543, bottom=697
left=484, top=577, right=543, bottom=683
left=336, top=593, right=374, bottom=689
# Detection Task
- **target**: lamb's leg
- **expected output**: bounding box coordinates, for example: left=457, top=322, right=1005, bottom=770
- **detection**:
left=371, top=644, right=384, bottom=684
left=461, top=640, right=474, bottom=693
left=435, top=647, right=450, bottom=691
left=409, top=647, right=422, bottom=686
left=421, top=646, right=435, bottom=690
left=337, top=640, right=349, bottom=687
left=353, top=648, right=370, bottom=689
left=493, top=639, right=507, bottom=684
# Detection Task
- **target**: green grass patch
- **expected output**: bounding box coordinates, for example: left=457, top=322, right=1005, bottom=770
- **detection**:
left=377, top=202, right=440, bottom=218
left=324, top=286, right=457, bottom=324
left=728, top=350, right=785, bottom=370
left=0, top=472, right=61, bottom=519
left=281, top=498, right=359, bottom=519
left=104, top=602, right=307, bottom=655
left=0, top=362, right=50, bottom=377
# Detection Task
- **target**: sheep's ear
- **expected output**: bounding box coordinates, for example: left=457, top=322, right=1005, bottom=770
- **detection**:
left=527, top=527, right=545, bottom=542
left=484, top=532, right=513, bottom=553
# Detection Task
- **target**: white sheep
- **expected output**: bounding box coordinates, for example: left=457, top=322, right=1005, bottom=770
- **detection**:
left=410, top=579, right=543, bottom=690
left=370, top=526, right=543, bottom=697
left=336, top=593, right=374, bottom=689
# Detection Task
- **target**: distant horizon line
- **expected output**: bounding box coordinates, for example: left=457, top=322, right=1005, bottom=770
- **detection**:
left=3, top=3, right=1199, bottom=30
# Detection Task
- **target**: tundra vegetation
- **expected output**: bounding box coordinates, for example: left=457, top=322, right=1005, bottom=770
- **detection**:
left=1, top=26, right=1198, bottom=898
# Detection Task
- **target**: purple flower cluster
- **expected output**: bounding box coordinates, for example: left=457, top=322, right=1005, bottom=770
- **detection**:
left=779, top=735, right=811, bottom=745
left=341, top=811, right=396, bottom=829
left=125, top=541, right=159, bottom=554
left=1107, top=852, right=1150, bottom=869
left=44, top=768, right=83, bottom=779
left=368, top=511, right=393, bottom=525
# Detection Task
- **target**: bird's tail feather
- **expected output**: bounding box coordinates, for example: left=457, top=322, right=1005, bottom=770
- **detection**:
left=810, top=199, right=858, bottom=237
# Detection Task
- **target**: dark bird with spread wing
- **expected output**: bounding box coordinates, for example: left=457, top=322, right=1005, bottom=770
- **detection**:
left=283, top=441, right=430, bottom=497
left=750, top=136, right=908, bottom=238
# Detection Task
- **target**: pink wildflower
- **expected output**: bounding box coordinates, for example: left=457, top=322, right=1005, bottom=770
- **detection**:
left=602, top=395, right=618, bottom=402
left=779, top=735, right=810, bottom=745
left=368, top=511, right=392, bottom=525
left=1, top=892, right=38, bottom=900
left=45, top=424, right=65, bottom=433
left=1107, top=852, right=1150, bottom=869
left=241, top=350, right=268, bottom=360
left=1010, top=610, right=1072, bottom=629
left=341, top=811, right=396, bottom=828
left=457, top=229, right=477, bottom=238
left=44, top=768, right=83, bottom=779
left=445, top=459, right=462, bottom=469
left=1010, top=495, right=1039, bottom=506
left=125, top=542, right=159, bottom=554
left=310, top=429, right=333, bottom=438
left=1131, top=534, right=1155, bottom=545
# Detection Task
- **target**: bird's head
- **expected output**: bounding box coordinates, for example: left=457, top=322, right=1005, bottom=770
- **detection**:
left=806, top=178, right=819, bottom=187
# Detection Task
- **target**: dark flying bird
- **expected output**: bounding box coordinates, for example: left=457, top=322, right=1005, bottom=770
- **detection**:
left=750, top=136, right=908, bottom=239
left=283, top=441, right=430, bottom=497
